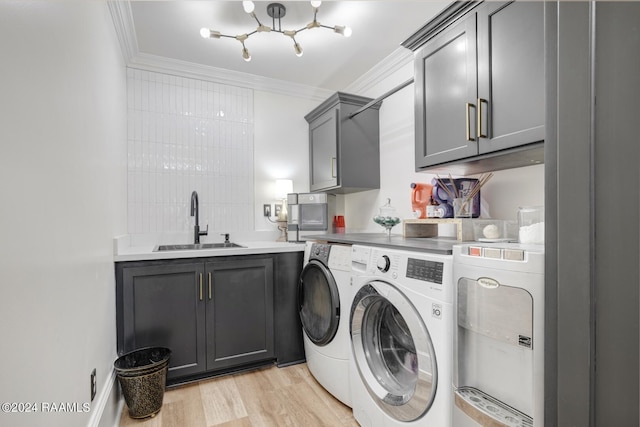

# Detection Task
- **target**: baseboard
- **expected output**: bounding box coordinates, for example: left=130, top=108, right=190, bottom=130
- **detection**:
left=86, top=368, right=123, bottom=427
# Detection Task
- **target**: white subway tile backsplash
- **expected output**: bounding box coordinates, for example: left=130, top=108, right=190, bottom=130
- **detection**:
left=127, top=69, right=254, bottom=235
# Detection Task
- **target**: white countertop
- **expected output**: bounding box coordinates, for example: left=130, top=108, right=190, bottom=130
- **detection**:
left=113, top=233, right=304, bottom=262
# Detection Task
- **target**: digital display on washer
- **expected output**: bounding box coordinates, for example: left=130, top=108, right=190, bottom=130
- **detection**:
left=406, top=258, right=444, bottom=284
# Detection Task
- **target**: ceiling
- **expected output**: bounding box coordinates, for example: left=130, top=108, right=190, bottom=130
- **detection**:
left=126, top=1, right=450, bottom=92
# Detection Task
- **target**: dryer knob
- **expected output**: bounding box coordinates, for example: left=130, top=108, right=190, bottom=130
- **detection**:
left=377, top=255, right=391, bottom=273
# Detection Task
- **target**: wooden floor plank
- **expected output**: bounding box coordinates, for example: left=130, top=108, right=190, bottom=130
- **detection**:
left=118, top=363, right=360, bottom=427
left=199, top=375, right=249, bottom=426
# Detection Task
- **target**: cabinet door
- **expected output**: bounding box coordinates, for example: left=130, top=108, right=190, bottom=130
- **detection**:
left=121, top=263, right=206, bottom=380
left=205, top=257, right=275, bottom=370
left=477, top=1, right=544, bottom=153
left=309, top=108, right=339, bottom=192
left=415, top=14, right=478, bottom=168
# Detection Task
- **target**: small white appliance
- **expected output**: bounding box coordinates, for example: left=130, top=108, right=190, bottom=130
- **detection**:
left=287, top=192, right=336, bottom=242
left=453, top=243, right=544, bottom=427
left=349, top=245, right=454, bottom=427
left=299, top=241, right=353, bottom=406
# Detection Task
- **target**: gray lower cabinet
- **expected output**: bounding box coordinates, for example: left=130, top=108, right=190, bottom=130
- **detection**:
left=116, top=254, right=296, bottom=384
left=120, top=262, right=206, bottom=380
left=412, top=1, right=544, bottom=172
left=205, top=258, right=274, bottom=370
left=305, top=92, right=380, bottom=194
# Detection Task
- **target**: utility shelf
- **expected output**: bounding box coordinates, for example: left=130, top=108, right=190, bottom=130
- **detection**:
left=403, top=218, right=475, bottom=241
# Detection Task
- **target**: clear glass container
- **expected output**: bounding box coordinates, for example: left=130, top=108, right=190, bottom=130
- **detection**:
left=373, top=198, right=401, bottom=237
left=518, top=206, right=544, bottom=244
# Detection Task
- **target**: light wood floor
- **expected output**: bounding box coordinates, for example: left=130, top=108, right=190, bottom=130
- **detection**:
left=119, top=363, right=360, bottom=427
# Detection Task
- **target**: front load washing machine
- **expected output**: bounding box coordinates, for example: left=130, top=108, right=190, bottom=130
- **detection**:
left=453, top=243, right=544, bottom=427
left=299, top=241, right=353, bottom=406
left=349, top=244, right=454, bottom=427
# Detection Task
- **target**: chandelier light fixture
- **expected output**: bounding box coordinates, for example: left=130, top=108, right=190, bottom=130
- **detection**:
left=200, top=1, right=352, bottom=62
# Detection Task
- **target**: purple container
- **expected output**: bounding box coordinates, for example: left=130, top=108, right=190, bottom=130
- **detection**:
left=431, top=178, right=481, bottom=218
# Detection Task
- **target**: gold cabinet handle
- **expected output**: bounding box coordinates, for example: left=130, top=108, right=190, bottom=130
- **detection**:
left=465, top=103, right=476, bottom=141
left=331, top=157, right=337, bottom=178
left=199, top=273, right=203, bottom=301
left=477, top=98, right=487, bottom=138
left=208, top=272, right=212, bottom=300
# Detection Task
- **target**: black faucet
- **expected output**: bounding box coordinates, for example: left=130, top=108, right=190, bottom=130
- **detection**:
left=190, top=191, right=208, bottom=244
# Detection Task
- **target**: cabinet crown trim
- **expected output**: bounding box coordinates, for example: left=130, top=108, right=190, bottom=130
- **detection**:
left=304, top=92, right=380, bottom=123
left=402, top=1, right=480, bottom=51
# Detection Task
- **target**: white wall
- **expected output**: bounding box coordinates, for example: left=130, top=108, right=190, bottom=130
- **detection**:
left=253, top=90, right=318, bottom=232
left=344, top=61, right=544, bottom=233
left=0, top=2, right=127, bottom=427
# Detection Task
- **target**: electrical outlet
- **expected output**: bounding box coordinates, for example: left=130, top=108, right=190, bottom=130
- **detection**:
left=275, top=205, right=282, bottom=218
left=90, top=369, right=97, bottom=402
left=263, top=204, right=271, bottom=217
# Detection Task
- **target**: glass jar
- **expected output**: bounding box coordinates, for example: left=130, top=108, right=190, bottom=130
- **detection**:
left=373, top=198, right=401, bottom=237
left=518, top=206, right=544, bottom=244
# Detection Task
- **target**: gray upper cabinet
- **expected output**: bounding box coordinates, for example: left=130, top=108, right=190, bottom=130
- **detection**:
left=410, top=1, right=544, bottom=174
left=305, top=92, right=380, bottom=194
left=476, top=1, right=544, bottom=154
left=414, top=15, right=478, bottom=167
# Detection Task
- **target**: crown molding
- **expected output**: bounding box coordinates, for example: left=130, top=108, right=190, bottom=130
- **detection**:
left=108, top=1, right=138, bottom=62
left=127, top=53, right=334, bottom=102
left=344, top=47, right=415, bottom=95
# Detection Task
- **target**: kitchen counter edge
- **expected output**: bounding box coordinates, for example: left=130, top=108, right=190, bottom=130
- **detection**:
left=114, top=241, right=305, bottom=262
left=303, top=233, right=456, bottom=255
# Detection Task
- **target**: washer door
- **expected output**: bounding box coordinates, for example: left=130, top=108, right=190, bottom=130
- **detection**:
left=299, top=260, right=340, bottom=346
left=351, top=281, right=438, bottom=422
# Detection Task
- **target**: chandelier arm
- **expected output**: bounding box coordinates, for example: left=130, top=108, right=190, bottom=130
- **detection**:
left=250, top=12, right=264, bottom=27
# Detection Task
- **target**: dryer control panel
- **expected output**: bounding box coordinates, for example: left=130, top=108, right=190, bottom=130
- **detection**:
left=351, top=245, right=454, bottom=303
left=406, top=257, right=444, bottom=284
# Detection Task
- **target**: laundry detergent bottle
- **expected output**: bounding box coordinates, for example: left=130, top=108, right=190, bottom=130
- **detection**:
left=410, top=182, right=433, bottom=219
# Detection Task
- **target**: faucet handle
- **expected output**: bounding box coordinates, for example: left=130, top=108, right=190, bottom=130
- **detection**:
left=220, top=233, right=230, bottom=243
left=199, top=224, right=209, bottom=236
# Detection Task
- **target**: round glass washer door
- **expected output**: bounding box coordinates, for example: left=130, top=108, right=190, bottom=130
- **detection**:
left=351, top=281, right=438, bottom=422
left=299, top=260, right=340, bottom=346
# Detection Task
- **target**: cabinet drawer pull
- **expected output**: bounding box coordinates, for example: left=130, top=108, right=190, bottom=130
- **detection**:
left=465, top=103, right=476, bottom=142
left=331, top=157, right=337, bottom=178
left=199, top=273, right=203, bottom=301
left=208, top=272, right=212, bottom=300
left=477, top=98, right=487, bottom=138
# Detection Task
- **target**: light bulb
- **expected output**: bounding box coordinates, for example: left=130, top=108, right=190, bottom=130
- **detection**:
left=242, top=1, right=255, bottom=14
left=294, top=42, right=303, bottom=57
left=310, top=1, right=322, bottom=8
left=334, top=25, right=352, bottom=37
left=242, top=47, right=251, bottom=62
left=200, top=27, right=211, bottom=38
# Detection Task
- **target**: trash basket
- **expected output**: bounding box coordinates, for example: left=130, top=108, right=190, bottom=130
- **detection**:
left=114, top=347, right=171, bottom=419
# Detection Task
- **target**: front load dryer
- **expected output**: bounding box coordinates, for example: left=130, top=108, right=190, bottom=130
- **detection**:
left=299, top=241, right=353, bottom=407
left=349, top=244, right=454, bottom=427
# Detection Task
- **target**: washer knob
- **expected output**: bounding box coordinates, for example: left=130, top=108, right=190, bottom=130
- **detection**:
left=377, top=255, right=391, bottom=273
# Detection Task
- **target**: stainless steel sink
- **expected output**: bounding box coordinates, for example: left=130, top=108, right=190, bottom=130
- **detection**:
left=153, top=243, right=245, bottom=252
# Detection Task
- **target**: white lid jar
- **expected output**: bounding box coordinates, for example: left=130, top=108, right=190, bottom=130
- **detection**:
left=518, top=206, right=544, bottom=244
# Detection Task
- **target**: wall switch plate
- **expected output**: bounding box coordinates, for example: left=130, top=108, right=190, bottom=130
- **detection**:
left=263, top=204, right=271, bottom=217
left=90, top=368, right=97, bottom=401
